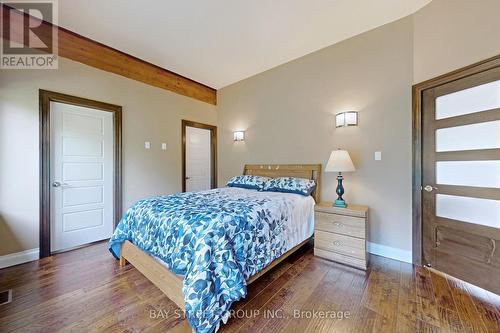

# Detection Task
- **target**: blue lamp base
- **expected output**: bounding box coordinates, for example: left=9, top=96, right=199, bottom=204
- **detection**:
left=334, top=199, right=347, bottom=208
left=333, top=172, right=347, bottom=208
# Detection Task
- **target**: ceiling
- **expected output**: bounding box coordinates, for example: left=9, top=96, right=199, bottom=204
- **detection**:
left=58, top=0, right=431, bottom=89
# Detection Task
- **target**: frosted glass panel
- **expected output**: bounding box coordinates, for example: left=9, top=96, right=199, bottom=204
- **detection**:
left=436, top=161, right=500, bottom=188
left=436, top=194, right=500, bottom=229
left=436, top=80, right=500, bottom=120
left=436, top=120, right=500, bottom=152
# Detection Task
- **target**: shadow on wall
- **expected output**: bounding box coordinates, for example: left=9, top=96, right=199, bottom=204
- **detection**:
left=0, top=214, right=22, bottom=256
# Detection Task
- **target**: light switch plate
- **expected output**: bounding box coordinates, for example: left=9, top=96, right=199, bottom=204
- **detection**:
left=161, top=143, right=167, bottom=150
left=145, top=141, right=151, bottom=149
left=374, top=151, right=382, bottom=160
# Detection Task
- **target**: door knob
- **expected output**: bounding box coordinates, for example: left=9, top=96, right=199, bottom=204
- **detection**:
left=52, top=181, right=69, bottom=187
left=423, top=185, right=438, bottom=192
left=185, top=177, right=190, bottom=180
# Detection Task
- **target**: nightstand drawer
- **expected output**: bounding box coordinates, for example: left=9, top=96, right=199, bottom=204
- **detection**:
left=315, top=230, right=365, bottom=258
left=315, top=212, right=365, bottom=238
left=314, top=248, right=367, bottom=270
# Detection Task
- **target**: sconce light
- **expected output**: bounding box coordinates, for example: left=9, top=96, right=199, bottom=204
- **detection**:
left=233, top=131, right=245, bottom=141
left=336, top=111, right=358, bottom=128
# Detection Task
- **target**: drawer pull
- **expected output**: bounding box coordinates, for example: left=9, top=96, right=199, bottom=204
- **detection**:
left=333, top=222, right=343, bottom=227
left=333, top=241, right=341, bottom=246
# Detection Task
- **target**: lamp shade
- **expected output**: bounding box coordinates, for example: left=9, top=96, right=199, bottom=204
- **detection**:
left=325, top=150, right=355, bottom=172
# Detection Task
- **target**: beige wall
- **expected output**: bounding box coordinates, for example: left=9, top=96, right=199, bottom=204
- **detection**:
left=413, top=0, right=500, bottom=83
left=2, top=0, right=499, bottom=259
left=0, top=58, right=216, bottom=255
left=217, top=0, right=500, bottom=256
left=218, top=17, right=414, bottom=253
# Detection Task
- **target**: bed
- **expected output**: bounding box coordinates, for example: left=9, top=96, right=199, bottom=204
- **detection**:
left=109, top=164, right=321, bottom=333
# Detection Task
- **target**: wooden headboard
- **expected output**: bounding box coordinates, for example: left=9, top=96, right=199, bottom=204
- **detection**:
left=243, top=164, right=322, bottom=203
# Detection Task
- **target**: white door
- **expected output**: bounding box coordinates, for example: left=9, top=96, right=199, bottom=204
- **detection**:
left=50, top=102, right=114, bottom=252
left=186, top=126, right=211, bottom=192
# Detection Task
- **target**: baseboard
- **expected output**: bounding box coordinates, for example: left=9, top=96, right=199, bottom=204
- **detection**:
left=367, top=242, right=412, bottom=264
left=0, top=248, right=39, bottom=269
left=0, top=243, right=412, bottom=268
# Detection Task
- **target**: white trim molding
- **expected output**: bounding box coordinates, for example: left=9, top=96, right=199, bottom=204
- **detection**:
left=367, top=242, right=412, bottom=264
left=0, top=244, right=413, bottom=268
left=0, top=248, right=39, bottom=269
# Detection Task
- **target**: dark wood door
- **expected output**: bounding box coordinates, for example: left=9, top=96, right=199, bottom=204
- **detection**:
left=422, top=65, right=500, bottom=294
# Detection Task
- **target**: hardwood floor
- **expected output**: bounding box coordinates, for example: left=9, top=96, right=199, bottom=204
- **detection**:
left=0, top=241, right=499, bottom=333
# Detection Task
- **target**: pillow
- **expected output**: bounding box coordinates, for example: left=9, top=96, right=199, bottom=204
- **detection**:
left=262, top=177, right=316, bottom=196
left=226, top=175, right=270, bottom=190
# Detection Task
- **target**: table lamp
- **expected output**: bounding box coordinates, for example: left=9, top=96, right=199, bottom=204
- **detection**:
left=325, top=149, right=355, bottom=208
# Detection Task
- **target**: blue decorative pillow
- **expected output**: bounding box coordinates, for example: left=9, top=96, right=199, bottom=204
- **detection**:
left=226, top=175, right=271, bottom=190
left=262, top=177, right=316, bottom=196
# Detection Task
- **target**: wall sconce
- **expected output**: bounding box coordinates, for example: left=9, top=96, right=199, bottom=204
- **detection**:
left=233, top=131, right=245, bottom=141
left=336, top=111, right=358, bottom=127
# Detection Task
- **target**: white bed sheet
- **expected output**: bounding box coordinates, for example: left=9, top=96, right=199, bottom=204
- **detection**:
left=227, top=187, right=316, bottom=251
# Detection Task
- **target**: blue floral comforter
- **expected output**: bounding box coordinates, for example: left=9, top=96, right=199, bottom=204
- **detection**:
left=109, top=187, right=295, bottom=333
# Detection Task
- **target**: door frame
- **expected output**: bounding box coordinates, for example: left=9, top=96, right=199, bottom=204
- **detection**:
left=39, top=90, right=122, bottom=258
left=412, top=54, right=500, bottom=265
left=181, top=119, right=217, bottom=192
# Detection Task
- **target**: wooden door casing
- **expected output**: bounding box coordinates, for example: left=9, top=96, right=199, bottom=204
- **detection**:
left=39, top=90, right=122, bottom=258
left=421, top=65, right=500, bottom=294
left=181, top=120, right=217, bottom=192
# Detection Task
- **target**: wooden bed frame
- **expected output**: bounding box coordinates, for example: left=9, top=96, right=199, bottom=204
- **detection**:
left=119, top=164, right=321, bottom=332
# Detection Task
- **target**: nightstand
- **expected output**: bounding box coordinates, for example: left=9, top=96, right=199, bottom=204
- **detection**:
left=314, top=202, right=369, bottom=270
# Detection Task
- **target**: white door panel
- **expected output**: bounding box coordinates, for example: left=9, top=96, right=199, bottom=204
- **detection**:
left=63, top=186, right=104, bottom=207
left=62, top=136, right=103, bottom=156
left=63, top=209, right=104, bottom=232
left=50, top=102, right=114, bottom=252
left=63, top=163, right=103, bottom=181
left=186, top=126, right=211, bottom=192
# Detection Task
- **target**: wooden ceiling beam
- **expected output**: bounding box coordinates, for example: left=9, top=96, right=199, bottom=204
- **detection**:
left=1, top=4, right=217, bottom=105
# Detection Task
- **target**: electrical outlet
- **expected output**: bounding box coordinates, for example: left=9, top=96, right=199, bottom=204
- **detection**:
left=161, top=143, right=167, bottom=150
left=374, top=151, right=382, bottom=161
left=145, top=141, right=151, bottom=149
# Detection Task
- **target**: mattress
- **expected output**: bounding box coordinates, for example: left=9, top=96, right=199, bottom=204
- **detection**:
left=223, top=187, right=315, bottom=255
left=152, top=187, right=315, bottom=278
